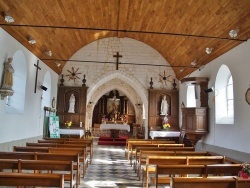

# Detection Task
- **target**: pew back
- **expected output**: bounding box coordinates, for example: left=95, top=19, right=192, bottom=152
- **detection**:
left=170, top=177, right=236, bottom=188
left=0, top=172, right=64, bottom=187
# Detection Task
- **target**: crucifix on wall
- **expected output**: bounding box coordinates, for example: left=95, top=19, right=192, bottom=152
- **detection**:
left=113, top=52, right=122, bottom=70
left=34, top=60, right=41, bottom=93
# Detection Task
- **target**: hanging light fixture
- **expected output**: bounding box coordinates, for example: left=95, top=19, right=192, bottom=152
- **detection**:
left=205, top=47, right=214, bottom=54
left=229, top=29, right=239, bottom=38
left=45, top=51, right=52, bottom=56
left=55, top=62, right=61, bottom=67
left=28, top=36, right=36, bottom=44
left=191, top=59, right=197, bottom=66
left=4, top=12, right=14, bottom=23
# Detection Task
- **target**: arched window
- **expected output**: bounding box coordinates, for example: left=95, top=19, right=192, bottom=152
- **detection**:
left=215, top=64, right=234, bottom=124
left=226, top=75, right=234, bottom=117
left=6, top=50, right=27, bottom=114
left=187, top=85, right=196, bottom=107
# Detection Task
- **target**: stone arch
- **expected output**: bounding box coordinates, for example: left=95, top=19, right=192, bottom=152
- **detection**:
left=86, top=70, right=149, bottom=138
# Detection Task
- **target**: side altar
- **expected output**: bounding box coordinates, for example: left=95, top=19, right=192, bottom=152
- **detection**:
left=149, top=130, right=180, bottom=140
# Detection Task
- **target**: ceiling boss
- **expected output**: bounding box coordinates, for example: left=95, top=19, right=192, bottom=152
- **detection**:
left=66, top=67, right=82, bottom=82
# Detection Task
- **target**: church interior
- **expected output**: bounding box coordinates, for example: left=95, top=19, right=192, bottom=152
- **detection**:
left=1, top=1, right=250, bottom=187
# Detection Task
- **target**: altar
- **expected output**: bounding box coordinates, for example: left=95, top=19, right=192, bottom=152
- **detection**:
left=100, top=124, right=130, bottom=131
left=59, top=128, right=84, bottom=138
left=100, top=124, right=130, bottom=138
left=149, top=130, right=180, bottom=139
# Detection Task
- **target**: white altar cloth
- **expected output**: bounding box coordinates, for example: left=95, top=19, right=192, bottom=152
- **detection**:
left=150, top=131, right=180, bottom=139
left=100, top=124, right=130, bottom=132
left=59, top=129, right=84, bottom=137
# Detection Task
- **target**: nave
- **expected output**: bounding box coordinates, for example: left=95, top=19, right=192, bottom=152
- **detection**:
left=81, top=138, right=144, bottom=188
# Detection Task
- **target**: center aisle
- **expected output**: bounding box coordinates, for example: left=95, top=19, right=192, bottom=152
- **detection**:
left=81, top=138, right=142, bottom=188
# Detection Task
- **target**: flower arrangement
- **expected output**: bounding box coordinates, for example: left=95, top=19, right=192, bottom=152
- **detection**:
left=163, top=123, right=170, bottom=129
left=239, top=163, right=250, bottom=179
left=101, top=116, right=106, bottom=124
left=65, top=120, right=72, bottom=127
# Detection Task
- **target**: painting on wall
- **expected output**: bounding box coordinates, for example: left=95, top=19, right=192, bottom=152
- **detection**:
left=107, top=98, right=120, bottom=120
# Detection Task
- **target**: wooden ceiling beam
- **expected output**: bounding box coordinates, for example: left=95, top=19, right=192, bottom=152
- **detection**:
left=117, top=0, right=130, bottom=38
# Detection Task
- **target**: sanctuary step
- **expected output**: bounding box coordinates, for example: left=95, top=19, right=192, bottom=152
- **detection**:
left=97, top=136, right=128, bottom=146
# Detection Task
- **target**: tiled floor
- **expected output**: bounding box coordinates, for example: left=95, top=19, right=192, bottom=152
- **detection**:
left=80, top=137, right=143, bottom=188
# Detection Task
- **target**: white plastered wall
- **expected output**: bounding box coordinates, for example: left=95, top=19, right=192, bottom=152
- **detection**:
left=0, top=28, right=58, bottom=148
left=179, top=39, right=250, bottom=155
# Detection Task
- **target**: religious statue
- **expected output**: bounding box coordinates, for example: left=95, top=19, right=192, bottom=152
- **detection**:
left=160, top=95, right=169, bottom=115
left=2, top=57, right=14, bottom=90
left=68, top=93, right=75, bottom=113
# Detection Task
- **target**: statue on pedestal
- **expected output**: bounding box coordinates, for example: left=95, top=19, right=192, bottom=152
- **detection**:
left=160, top=95, right=169, bottom=115
left=0, top=57, right=15, bottom=100
left=2, top=57, right=14, bottom=90
left=68, top=93, right=75, bottom=113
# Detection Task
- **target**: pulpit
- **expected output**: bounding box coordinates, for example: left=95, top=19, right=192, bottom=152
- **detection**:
left=181, top=107, right=208, bottom=146
left=180, top=77, right=209, bottom=146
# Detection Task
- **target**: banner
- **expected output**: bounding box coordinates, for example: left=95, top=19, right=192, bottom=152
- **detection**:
left=49, top=116, right=60, bottom=138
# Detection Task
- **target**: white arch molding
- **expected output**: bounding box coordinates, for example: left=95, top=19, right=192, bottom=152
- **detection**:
left=86, top=71, right=149, bottom=138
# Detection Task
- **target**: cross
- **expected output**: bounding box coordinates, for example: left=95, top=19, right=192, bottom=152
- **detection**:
left=34, top=60, right=41, bottom=93
left=113, top=52, right=122, bottom=70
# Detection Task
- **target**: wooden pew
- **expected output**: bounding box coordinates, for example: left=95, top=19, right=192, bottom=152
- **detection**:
left=18, top=159, right=77, bottom=188
left=170, top=177, right=236, bottom=188
left=0, top=172, right=64, bottom=187
left=136, top=151, right=209, bottom=181
left=38, top=139, right=93, bottom=163
left=175, top=151, right=209, bottom=156
left=129, top=143, right=185, bottom=165
left=64, top=140, right=93, bottom=163
left=153, top=163, right=242, bottom=187
left=48, top=147, right=88, bottom=176
left=0, top=151, right=81, bottom=184
left=0, top=151, right=35, bottom=160
left=0, top=158, right=19, bottom=172
left=142, top=155, right=226, bottom=188
left=14, top=146, right=49, bottom=152
left=137, top=151, right=175, bottom=180
left=26, top=142, right=88, bottom=164
left=142, top=156, right=187, bottom=188
left=154, top=164, right=206, bottom=187
left=205, top=164, right=242, bottom=177
left=42, top=138, right=94, bottom=160
left=35, top=152, right=81, bottom=184
left=125, top=139, right=175, bottom=159
left=0, top=159, right=76, bottom=187
left=38, top=139, right=65, bottom=143
left=13, top=146, right=86, bottom=179
left=26, top=142, right=58, bottom=147
left=133, top=146, right=197, bottom=171
left=187, top=156, right=226, bottom=165
left=235, top=177, right=250, bottom=188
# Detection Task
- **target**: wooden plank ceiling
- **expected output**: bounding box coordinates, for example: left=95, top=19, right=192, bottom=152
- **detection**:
left=0, top=0, right=250, bottom=79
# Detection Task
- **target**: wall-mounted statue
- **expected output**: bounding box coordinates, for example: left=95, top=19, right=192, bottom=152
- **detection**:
left=160, top=95, right=169, bottom=115
left=68, top=93, right=75, bottom=113
left=2, top=57, right=14, bottom=90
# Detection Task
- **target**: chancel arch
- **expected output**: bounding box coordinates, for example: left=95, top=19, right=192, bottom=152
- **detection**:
left=86, top=71, right=149, bottom=138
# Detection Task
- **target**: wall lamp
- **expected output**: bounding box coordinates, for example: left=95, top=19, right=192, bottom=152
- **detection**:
left=204, top=87, right=214, bottom=93
left=40, top=85, right=47, bottom=91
